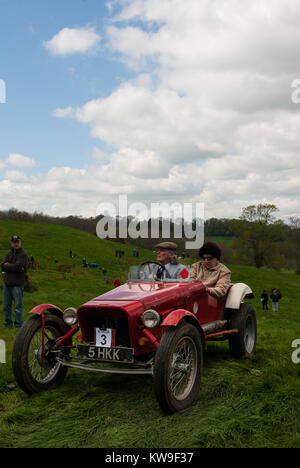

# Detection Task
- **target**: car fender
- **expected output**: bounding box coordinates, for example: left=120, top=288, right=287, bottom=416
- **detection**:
left=161, top=309, right=205, bottom=343
left=29, top=304, right=64, bottom=317
left=225, top=283, right=254, bottom=310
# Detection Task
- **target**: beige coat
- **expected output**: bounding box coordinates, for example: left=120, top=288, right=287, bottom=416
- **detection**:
left=190, top=261, right=231, bottom=299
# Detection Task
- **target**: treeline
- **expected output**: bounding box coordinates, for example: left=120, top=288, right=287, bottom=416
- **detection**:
left=0, top=206, right=299, bottom=273
left=0, top=209, right=233, bottom=237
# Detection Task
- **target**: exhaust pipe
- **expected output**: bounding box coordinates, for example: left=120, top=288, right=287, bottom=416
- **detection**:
left=202, top=320, right=227, bottom=335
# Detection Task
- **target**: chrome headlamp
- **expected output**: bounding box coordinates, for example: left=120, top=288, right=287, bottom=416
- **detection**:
left=63, top=307, right=78, bottom=326
left=141, top=309, right=161, bottom=329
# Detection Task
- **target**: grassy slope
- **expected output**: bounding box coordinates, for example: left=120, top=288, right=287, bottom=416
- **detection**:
left=0, top=220, right=299, bottom=448
left=206, top=236, right=233, bottom=247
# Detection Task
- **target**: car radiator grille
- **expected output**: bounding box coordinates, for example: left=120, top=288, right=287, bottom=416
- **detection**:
left=86, top=316, right=131, bottom=348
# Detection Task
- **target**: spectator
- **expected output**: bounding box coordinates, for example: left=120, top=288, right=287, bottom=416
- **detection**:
left=114, top=278, right=121, bottom=288
left=102, top=267, right=107, bottom=280
left=261, top=290, right=269, bottom=310
left=270, top=289, right=282, bottom=312
left=1, top=235, right=28, bottom=328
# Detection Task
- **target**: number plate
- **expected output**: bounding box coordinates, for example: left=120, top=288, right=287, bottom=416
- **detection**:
left=77, top=345, right=134, bottom=363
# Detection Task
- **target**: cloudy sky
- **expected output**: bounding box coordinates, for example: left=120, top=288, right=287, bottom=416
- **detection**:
left=0, top=0, right=300, bottom=220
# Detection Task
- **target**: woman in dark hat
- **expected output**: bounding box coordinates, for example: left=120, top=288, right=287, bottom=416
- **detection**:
left=190, top=242, right=231, bottom=298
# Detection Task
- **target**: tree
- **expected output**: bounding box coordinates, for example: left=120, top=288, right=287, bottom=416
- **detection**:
left=230, top=204, right=285, bottom=269
left=288, top=216, right=300, bottom=274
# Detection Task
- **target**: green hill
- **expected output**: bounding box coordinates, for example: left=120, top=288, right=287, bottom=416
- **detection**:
left=0, top=220, right=299, bottom=448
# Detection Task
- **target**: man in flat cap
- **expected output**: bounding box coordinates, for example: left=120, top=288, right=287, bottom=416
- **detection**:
left=152, top=242, right=189, bottom=280
left=1, top=235, right=28, bottom=328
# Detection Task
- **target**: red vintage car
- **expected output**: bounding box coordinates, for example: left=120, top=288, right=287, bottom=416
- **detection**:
left=12, top=261, right=257, bottom=413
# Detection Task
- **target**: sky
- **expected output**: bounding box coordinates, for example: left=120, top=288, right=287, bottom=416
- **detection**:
left=0, top=0, right=300, bottom=221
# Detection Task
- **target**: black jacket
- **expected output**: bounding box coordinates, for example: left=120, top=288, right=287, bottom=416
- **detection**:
left=1, top=247, right=28, bottom=286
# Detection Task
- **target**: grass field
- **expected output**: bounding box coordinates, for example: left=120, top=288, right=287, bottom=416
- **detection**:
left=206, top=236, right=233, bottom=247
left=0, top=220, right=299, bottom=448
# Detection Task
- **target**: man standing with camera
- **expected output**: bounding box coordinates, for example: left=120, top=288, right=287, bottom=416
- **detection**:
left=1, top=235, right=28, bottom=328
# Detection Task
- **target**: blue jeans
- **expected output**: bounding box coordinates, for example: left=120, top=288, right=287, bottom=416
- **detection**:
left=3, top=285, right=24, bottom=328
left=272, top=302, right=279, bottom=312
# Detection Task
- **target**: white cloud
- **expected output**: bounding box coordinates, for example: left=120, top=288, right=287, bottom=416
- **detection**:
left=43, top=26, right=101, bottom=56
left=4, top=170, right=28, bottom=182
left=52, top=106, right=75, bottom=118
left=8, top=0, right=299, bottom=219
left=7, top=153, right=37, bottom=168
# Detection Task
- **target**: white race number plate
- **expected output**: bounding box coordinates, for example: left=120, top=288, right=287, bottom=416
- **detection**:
left=95, top=328, right=115, bottom=348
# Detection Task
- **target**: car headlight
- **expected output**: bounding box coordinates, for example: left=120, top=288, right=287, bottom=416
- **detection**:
left=141, top=309, right=161, bottom=329
left=63, top=307, right=77, bottom=326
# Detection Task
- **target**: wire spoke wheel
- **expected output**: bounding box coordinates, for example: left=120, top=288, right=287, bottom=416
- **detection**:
left=170, top=337, right=198, bottom=400
left=12, top=314, right=69, bottom=394
left=28, top=326, right=61, bottom=384
left=228, top=303, right=257, bottom=358
left=154, top=323, right=203, bottom=413
left=244, top=315, right=256, bottom=354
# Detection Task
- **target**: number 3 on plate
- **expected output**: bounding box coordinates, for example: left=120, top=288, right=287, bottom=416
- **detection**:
left=95, top=328, right=115, bottom=347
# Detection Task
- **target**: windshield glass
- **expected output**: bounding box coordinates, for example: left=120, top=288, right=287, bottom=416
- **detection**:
left=128, top=263, right=191, bottom=283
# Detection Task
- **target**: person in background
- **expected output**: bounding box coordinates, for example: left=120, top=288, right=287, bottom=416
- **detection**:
left=190, top=242, right=231, bottom=299
left=270, top=288, right=282, bottom=312
left=102, top=267, right=107, bottom=280
left=114, top=278, right=121, bottom=288
left=1, top=235, right=28, bottom=328
left=261, top=290, right=269, bottom=310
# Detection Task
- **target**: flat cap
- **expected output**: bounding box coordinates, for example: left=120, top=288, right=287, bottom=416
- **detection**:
left=11, top=235, right=21, bottom=241
left=155, top=241, right=178, bottom=250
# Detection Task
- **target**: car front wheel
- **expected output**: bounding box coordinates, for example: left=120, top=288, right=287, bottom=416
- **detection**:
left=12, top=314, right=69, bottom=395
left=154, top=322, right=203, bottom=413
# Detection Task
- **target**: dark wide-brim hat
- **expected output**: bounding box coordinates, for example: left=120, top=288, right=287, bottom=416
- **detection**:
left=198, top=242, right=221, bottom=260
left=155, top=241, right=178, bottom=251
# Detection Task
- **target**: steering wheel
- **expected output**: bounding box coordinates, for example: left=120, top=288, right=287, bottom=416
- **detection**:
left=137, top=261, right=168, bottom=281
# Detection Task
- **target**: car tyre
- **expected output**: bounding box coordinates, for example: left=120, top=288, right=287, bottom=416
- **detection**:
left=228, top=303, right=257, bottom=358
left=154, top=322, right=203, bottom=413
left=12, top=314, right=69, bottom=395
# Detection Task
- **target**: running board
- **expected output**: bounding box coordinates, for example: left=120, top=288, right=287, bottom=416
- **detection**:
left=57, top=358, right=153, bottom=375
